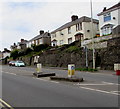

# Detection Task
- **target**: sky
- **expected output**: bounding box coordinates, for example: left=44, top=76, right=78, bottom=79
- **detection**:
left=0, top=0, right=119, bottom=51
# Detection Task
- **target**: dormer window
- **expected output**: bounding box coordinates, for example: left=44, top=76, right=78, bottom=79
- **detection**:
left=104, top=13, right=111, bottom=22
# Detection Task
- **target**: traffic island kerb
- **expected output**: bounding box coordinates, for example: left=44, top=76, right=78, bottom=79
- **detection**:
left=33, top=72, right=56, bottom=78
left=50, top=76, right=84, bottom=82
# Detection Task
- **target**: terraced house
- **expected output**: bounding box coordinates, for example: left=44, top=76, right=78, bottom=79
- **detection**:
left=51, top=15, right=99, bottom=46
left=27, top=30, right=51, bottom=48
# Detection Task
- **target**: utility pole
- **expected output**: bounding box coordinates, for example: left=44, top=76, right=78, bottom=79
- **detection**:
left=90, top=0, right=95, bottom=69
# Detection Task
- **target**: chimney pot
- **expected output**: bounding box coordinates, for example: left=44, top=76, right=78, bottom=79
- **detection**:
left=71, top=15, right=78, bottom=21
left=39, top=30, right=44, bottom=35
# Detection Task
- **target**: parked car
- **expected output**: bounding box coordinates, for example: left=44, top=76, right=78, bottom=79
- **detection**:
left=9, top=61, right=16, bottom=66
left=15, top=61, right=25, bottom=67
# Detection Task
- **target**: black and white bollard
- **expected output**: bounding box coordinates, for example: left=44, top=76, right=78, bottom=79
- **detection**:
left=36, top=63, right=42, bottom=73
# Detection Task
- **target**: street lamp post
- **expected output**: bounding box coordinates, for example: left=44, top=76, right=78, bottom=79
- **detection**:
left=90, top=0, right=95, bottom=69
left=85, top=45, right=88, bottom=69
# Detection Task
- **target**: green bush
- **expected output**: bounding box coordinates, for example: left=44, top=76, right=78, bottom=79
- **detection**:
left=24, top=48, right=33, bottom=55
left=10, top=49, right=19, bottom=60
left=66, top=46, right=80, bottom=52
left=33, top=44, right=49, bottom=52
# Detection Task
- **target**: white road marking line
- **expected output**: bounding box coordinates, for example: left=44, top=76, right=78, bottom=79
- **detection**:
left=102, top=81, right=120, bottom=85
left=75, top=83, right=116, bottom=86
left=33, top=77, right=59, bottom=84
left=4, top=72, right=16, bottom=75
left=0, top=98, right=14, bottom=109
left=110, top=91, right=120, bottom=93
left=50, top=81, right=59, bottom=84
left=36, top=78, right=48, bottom=81
left=76, top=84, right=114, bottom=85
left=75, top=82, right=120, bottom=86
left=80, top=87, right=120, bottom=95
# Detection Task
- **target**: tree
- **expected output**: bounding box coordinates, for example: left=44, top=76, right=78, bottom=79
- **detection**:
left=10, top=49, right=19, bottom=60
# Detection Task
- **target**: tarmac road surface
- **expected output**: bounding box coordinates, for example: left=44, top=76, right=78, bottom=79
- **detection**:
left=1, top=65, right=119, bottom=108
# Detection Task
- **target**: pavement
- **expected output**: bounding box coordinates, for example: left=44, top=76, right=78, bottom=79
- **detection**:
left=42, top=66, right=116, bottom=75
left=2, top=64, right=117, bottom=76
left=95, top=70, right=116, bottom=75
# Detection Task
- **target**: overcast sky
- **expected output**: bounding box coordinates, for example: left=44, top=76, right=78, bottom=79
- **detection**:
left=0, top=0, right=119, bottom=51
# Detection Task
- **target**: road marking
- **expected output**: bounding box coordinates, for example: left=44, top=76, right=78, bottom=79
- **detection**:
left=33, top=77, right=59, bottom=84
left=110, top=91, right=120, bottom=93
left=102, top=81, right=119, bottom=85
left=4, top=72, right=16, bottom=75
left=80, top=87, right=120, bottom=95
left=0, top=98, right=14, bottom=109
left=0, top=102, right=4, bottom=107
left=50, top=81, right=59, bottom=84
left=76, top=83, right=115, bottom=86
left=75, top=82, right=120, bottom=86
left=75, top=83, right=115, bottom=86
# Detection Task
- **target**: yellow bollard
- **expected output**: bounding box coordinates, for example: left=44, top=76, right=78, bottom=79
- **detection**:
left=68, top=64, right=75, bottom=78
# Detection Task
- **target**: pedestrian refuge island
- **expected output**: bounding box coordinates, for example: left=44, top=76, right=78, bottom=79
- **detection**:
left=50, top=64, right=83, bottom=82
left=33, top=63, right=55, bottom=78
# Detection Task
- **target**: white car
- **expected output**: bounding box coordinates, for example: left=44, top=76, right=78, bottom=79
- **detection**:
left=15, top=61, right=25, bottom=67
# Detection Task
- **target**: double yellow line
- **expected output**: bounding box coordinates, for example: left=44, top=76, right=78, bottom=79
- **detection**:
left=0, top=98, right=14, bottom=109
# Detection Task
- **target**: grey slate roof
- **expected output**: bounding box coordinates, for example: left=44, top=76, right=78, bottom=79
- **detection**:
left=29, top=32, right=50, bottom=42
left=97, top=2, right=120, bottom=16
left=51, top=16, right=99, bottom=33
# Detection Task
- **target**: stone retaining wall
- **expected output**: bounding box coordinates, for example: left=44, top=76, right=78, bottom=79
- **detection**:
left=14, top=36, right=120, bottom=70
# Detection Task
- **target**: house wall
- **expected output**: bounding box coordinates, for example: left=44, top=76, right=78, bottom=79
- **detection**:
left=43, top=37, right=51, bottom=45
left=27, top=37, right=51, bottom=48
left=98, top=9, right=119, bottom=36
left=83, top=22, right=99, bottom=39
left=2, top=52, right=10, bottom=59
left=0, top=52, right=3, bottom=60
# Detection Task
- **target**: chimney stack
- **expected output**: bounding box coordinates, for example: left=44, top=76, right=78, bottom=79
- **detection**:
left=71, top=15, right=78, bottom=21
left=39, top=30, right=44, bottom=35
left=21, top=39, right=24, bottom=42
left=103, top=7, right=107, bottom=12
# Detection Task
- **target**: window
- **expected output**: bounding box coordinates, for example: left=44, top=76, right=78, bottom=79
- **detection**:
left=68, top=38, right=72, bottom=44
left=76, top=23, right=82, bottom=31
left=34, top=40, right=36, bottom=45
left=68, top=27, right=71, bottom=34
left=104, top=13, right=111, bottom=22
left=60, top=40, right=63, bottom=45
left=80, top=23, right=82, bottom=30
left=97, top=23, right=99, bottom=31
left=39, top=39, right=43, bottom=44
left=37, top=39, right=40, bottom=45
left=52, top=40, right=57, bottom=46
left=76, top=24, right=80, bottom=31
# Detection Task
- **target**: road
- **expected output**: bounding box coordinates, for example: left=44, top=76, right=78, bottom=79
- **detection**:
left=1, top=65, right=119, bottom=108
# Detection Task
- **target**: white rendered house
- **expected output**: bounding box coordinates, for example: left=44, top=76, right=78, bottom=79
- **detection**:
left=97, top=2, right=120, bottom=36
